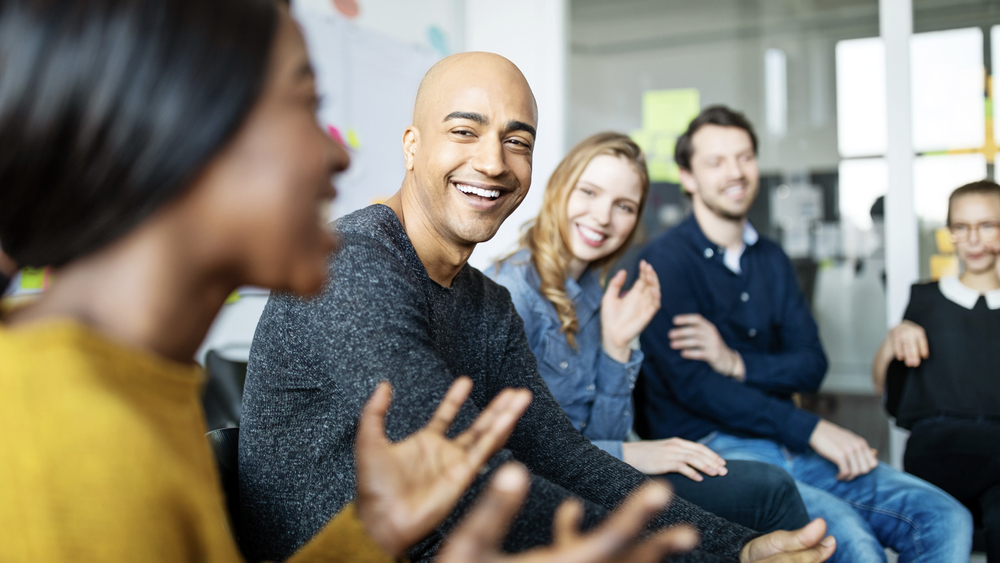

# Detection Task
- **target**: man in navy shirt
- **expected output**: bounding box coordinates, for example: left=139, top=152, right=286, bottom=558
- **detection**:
left=635, top=105, right=972, bottom=562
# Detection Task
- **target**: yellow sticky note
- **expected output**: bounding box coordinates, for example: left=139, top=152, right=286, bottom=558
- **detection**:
left=930, top=254, right=959, bottom=280
left=935, top=227, right=955, bottom=254
left=20, top=267, right=46, bottom=290
left=642, top=88, right=701, bottom=134
left=346, top=129, right=361, bottom=149
left=225, top=291, right=240, bottom=305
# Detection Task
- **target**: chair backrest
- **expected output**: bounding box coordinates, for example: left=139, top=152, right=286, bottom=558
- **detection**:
left=206, top=427, right=242, bottom=551
left=202, top=350, right=248, bottom=431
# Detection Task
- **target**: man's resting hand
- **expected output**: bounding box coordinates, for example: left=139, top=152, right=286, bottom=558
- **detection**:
left=808, top=420, right=878, bottom=481
left=740, top=518, right=836, bottom=563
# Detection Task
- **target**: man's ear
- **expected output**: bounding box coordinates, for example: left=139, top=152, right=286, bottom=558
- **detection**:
left=402, top=126, right=419, bottom=171
left=678, top=168, right=697, bottom=196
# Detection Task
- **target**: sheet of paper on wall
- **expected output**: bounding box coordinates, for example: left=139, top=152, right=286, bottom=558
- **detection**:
left=642, top=89, right=701, bottom=134
left=632, top=88, right=701, bottom=184
left=292, top=1, right=439, bottom=221
left=631, top=129, right=681, bottom=183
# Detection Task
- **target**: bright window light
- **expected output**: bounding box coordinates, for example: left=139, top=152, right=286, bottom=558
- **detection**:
left=836, top=38, right=887, bottom=158
left=913, top=153, right=988, bottom=224
left=765, top=48, right=788, bottom=137
left=993, top=26, right=1000, bottom=145
left=838, top=158, right=888, bottom=231
left=911, top=28, right=984, bottom=152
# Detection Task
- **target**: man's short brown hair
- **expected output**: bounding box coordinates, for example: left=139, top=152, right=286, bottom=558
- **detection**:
left=674, top=105, right=758, bottom=172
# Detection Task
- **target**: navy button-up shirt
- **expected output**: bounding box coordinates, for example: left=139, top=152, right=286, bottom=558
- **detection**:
left=635, top=215, right=827, bottom=451
left=489, top=249, right=642, bottom=460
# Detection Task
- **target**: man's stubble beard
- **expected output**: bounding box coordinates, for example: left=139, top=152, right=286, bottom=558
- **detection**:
left=702, top=195, right=752, bottom=222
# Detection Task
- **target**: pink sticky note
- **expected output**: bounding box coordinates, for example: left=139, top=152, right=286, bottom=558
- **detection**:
left=326, top=124, right=346, bottom=146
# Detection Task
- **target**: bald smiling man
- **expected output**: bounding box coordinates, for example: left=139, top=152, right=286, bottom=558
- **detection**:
left=239, top=53, right=835, bottom=563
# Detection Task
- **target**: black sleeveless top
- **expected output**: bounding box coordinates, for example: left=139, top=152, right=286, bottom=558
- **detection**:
left=888, top=280, right=1000, bottom=428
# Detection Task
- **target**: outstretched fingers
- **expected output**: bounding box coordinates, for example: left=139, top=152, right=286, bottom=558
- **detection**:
left=605, top=269, right=628, bottom=300
left=437, top=463, right=530, bottom=562
left=454, top=388, right=532, bottom=468
left=425, top=376, right=474, bottom=435
left=579, top=482, right=675, bottom=559
left=357, top=381, right=393, bottom=450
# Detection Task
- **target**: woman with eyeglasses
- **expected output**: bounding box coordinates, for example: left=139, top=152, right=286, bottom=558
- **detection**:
left=873, top=180, right=1000, bottom=562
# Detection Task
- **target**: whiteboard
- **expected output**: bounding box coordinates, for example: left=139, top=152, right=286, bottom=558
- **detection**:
left=292, top=1, right=440, bottom=219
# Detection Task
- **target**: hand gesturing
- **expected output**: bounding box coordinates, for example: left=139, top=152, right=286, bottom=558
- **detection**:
left=439, top=463, right=699, bottom=563
left=600, top=260, right=661, bottom=363
left=355, top=377, right=532, bottom=557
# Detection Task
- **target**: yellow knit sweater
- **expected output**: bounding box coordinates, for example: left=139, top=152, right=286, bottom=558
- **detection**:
left=0, top=320, right=392, bottom=562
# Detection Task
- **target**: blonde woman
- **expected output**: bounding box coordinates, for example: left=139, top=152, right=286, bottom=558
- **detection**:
left=489, top=132, right=811, bottom=533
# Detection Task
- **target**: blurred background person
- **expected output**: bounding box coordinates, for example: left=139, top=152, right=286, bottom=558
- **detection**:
left=874, top=180, right=1000, bottom=563
left=490, top=131, right=811, bottom=534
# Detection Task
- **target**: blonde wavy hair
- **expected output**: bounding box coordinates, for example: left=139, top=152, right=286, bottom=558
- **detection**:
left=506, top=132, right=650, bottom=348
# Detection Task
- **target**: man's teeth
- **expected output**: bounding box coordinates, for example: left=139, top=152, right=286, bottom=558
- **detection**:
left=456, top=183, right=500, bottom=199
left=578, top=225, right=606, bottom=242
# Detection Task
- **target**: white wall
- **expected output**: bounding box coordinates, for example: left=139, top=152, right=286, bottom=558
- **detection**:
left=465, top=0, right=569, bottom=270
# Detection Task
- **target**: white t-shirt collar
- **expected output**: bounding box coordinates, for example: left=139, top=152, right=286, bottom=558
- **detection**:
left=722, top=223, right=760, bottom=274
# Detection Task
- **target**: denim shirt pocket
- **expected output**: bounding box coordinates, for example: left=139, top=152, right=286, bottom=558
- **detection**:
left=538, top=331, right=587, bottom=407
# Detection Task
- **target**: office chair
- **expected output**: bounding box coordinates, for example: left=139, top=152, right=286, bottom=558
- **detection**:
left=202, top=350, right=247, bottom=431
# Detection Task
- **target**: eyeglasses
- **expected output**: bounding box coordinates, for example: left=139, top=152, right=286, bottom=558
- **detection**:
left=949, top=221, right=1000, bottom=242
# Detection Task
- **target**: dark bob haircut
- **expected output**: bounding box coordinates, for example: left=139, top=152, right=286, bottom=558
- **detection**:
left=674, top=105, right=758, bottom=172
left=0, top=0, right=280, bottom=269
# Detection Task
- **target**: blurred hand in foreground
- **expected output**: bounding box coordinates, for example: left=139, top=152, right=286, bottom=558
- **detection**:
left=439, top=463, right=699, bottom=563
left=355, top=377, right=532, bottom=557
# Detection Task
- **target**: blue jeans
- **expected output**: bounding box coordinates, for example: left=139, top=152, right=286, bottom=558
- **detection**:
left=703, top=431, right=973, bottom=562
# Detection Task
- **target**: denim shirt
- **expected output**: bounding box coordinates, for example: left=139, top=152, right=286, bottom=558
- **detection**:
left=488, top=249, right=643, bottom=460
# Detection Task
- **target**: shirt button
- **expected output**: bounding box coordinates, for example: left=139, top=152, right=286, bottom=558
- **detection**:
left=580, top=421, right=587, bottom=428
left=559, top=361, right=568, bottom=369
left=748, top=328, right=757, bottom=337
left=586, top=384, right=595, bottom=392
left=741, top=292, right=749, bottom=302
left=623, top=411, right=631, bottom=417
left=704, top=248, right=714, bottom=259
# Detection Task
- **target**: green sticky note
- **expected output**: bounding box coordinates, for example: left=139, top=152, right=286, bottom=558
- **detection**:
left=20, top=267, right=45, bottom=290
left=632, top=129, right=680, bottom=183
left=642, top=88, right=701, bottom=133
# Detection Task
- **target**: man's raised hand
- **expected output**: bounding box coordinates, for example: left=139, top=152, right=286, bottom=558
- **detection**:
left=355, top=378, right=532, bottom=557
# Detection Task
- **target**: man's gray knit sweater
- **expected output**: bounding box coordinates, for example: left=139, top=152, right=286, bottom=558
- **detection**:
left=238, top=204, right=757, bottom=562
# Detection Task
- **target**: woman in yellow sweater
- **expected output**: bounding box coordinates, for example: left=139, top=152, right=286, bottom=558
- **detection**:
left=0, top=1, right=722, bottom=562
